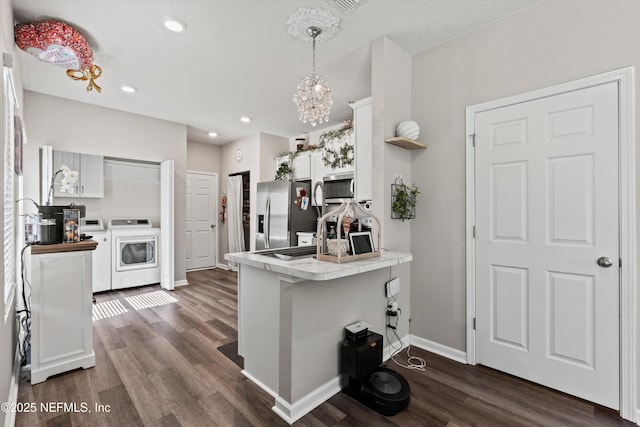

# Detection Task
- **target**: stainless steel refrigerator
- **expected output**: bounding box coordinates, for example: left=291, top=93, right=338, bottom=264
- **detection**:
left=255, top=180, right=317, bottom=250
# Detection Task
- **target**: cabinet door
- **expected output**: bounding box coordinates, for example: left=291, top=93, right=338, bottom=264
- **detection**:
left=52, top=150, right=80, bottom=197
left=293, top=152, right=311, bottom=180
left=324, top=135, right=355, bottom=175
left=353, top=97, right=372, bottom=201
left=79, top=154, right=104, bottom=198
left=30, top=250, right=95, bottom=384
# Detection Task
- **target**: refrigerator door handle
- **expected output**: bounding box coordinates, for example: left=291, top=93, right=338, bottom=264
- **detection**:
left=265, top=196, right=271, bottom=249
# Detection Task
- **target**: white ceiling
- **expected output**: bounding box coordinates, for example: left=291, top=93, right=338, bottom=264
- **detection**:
left=11, top=0, right=542, bottom=145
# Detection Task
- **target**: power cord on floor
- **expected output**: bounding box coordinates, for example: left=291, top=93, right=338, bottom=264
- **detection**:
left=18, top=242, right=34, bottom=365
left=385, top=296, right=426, bottom=372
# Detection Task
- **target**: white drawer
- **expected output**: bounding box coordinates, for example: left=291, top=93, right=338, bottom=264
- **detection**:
left=297, top=232, right=316, bottom=246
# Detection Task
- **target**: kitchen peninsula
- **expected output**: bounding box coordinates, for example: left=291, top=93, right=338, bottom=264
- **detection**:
left=225, top=249, right=412, bottom=423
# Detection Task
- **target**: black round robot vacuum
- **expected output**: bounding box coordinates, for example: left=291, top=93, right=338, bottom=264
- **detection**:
left=358, top=367, right=411, bottom=416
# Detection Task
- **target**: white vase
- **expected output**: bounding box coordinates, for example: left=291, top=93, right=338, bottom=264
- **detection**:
left=396, top=121, right=420, bottom=140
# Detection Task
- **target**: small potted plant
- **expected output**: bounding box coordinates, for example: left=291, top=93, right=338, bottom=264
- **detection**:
left=391, top=177, right=420, bottom=221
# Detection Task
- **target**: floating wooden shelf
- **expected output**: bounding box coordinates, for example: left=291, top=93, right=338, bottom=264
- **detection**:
left=385, top=136, right=427, bottom=150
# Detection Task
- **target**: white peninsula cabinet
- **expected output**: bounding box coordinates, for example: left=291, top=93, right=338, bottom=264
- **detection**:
left=30, top=240, right=97, bottom=384
left=53, top=150, right=104, bottom=198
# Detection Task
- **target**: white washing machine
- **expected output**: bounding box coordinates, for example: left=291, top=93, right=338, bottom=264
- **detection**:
left=80, top=219, right=112, bottom=293
left=108, top=219, right=161, bottom=290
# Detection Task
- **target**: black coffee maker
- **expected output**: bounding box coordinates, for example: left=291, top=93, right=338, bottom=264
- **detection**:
left=37, top=204, right=85, bottom=244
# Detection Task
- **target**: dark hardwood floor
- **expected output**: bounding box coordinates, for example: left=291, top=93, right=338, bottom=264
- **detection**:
left=16, top=268, right=634, bottom=426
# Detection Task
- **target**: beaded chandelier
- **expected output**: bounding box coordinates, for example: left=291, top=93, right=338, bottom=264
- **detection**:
left=287, top=7, right=340, bottom=127
left=292, top=26, right=333, bottom=127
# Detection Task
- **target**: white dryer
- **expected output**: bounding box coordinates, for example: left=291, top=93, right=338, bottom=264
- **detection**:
left=108, top=219, right=161, bottom=290
left=80, top=219, right=112, bottom=293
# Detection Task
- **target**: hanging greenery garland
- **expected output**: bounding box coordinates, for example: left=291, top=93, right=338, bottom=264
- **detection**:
left=319, top=121, right=354, bottom=169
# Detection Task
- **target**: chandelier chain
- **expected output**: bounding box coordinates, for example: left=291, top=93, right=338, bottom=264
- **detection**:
left=312, top=34, right=316, bottom=76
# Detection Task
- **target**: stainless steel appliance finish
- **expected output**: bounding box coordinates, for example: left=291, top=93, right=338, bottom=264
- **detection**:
left=323, top=172, right=355, bottom=203
left=255, top=180, right=317, bottom=250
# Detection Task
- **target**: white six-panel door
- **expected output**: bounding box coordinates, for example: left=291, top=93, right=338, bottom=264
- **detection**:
left=186, top=172, right=217, bottom=270
left=474, top=82, right=620, bottom=409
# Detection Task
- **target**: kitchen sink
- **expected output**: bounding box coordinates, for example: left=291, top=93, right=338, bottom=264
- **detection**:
left=254, top=246, right=317, bottom=260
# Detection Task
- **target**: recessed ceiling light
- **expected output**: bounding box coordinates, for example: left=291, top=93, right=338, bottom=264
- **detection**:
left=240, top=116, right=251, bottom=123
left=163, top=17, right=186, bottom=33
left=120, top=85, right=137, bottom=93
left=208, top=131, right=218, bottom=138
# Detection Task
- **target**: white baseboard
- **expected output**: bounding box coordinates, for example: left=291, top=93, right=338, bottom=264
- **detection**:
left=217, top=263, right=229, bottom=270
left=635, top=408, right=640, bottom=426
left=174, top=279, right=188, bottom=287
left=243, top=334, right=465, bottom=425
left=383, top=333, right=410, bottom=361
left=242, top=367, right=340, bottom=425
left=5, top=345, right=21, bottom=427
left=410, top=334, right=467, bottom=364
left=241, top=369, right=277, bottom=399
left=272, top=376, right=341, bottom=425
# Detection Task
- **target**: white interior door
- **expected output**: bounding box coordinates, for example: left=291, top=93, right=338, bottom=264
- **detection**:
left=474, top=82, right=620, bottom=409
left=186, top=172, right=217, bottom=270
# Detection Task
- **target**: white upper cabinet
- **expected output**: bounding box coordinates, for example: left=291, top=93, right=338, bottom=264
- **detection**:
left=292, top=151, right=311, bottom=180
left=275, top=96, right=372, bottom=204
left=351, top=96, right=372, bottom=202
left=53, top=150, right=104, bottom=198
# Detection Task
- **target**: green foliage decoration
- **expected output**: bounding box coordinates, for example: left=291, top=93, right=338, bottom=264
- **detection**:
left=391, top=178, right=420, bottom=221
left=274, top=158, right=293, bottom=180
left=319, top=121, right=354, bottom=169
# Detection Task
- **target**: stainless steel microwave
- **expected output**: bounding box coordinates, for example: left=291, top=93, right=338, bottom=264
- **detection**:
left=323, top=172, right=354, bottom=203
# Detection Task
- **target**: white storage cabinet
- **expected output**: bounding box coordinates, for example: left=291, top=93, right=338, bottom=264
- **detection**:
left=30, top=242, right=97, bottom=384
left=53, top=150, right=105, bottom=198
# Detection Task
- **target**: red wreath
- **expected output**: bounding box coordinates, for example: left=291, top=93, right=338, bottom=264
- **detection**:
left=15, top=20, right=102, bottom=93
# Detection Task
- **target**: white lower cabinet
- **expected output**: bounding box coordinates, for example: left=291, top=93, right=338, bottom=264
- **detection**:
left=30, top=243, right=96, bottom=384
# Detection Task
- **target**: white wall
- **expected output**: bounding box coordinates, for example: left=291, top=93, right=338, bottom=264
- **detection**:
left=22, top=91, right=188, bottom=283
left=187, top=140, right=221, bottom=175
left=218, top=132, right=289, bottom=259
left=55, top=159, right=161, bottom=227
left=370, top=36, right=413, bottom=340
left=408, top=0, right=640, bottom=412
left=260, top=133, right=289, bottom=182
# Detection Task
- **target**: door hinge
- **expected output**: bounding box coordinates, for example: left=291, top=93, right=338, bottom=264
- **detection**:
left=472, top=225, right=476, bottom=238
left=469, top=133, right=476, bottom=147
left=619, top=258, right=622, bottom=268
left=472, top=318, right=476, bottom=330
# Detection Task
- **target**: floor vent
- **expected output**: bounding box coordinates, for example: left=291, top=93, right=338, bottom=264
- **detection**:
left=325, top=0, right=366, bottom=14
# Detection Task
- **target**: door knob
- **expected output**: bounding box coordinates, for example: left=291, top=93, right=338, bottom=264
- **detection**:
left=597, top=256, right=613, bottom=268
left=210, top=224, right=216, bottom=229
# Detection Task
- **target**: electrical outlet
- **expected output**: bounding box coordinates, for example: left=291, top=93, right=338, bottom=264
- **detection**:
left=386, top=277, right=400, bottom=298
